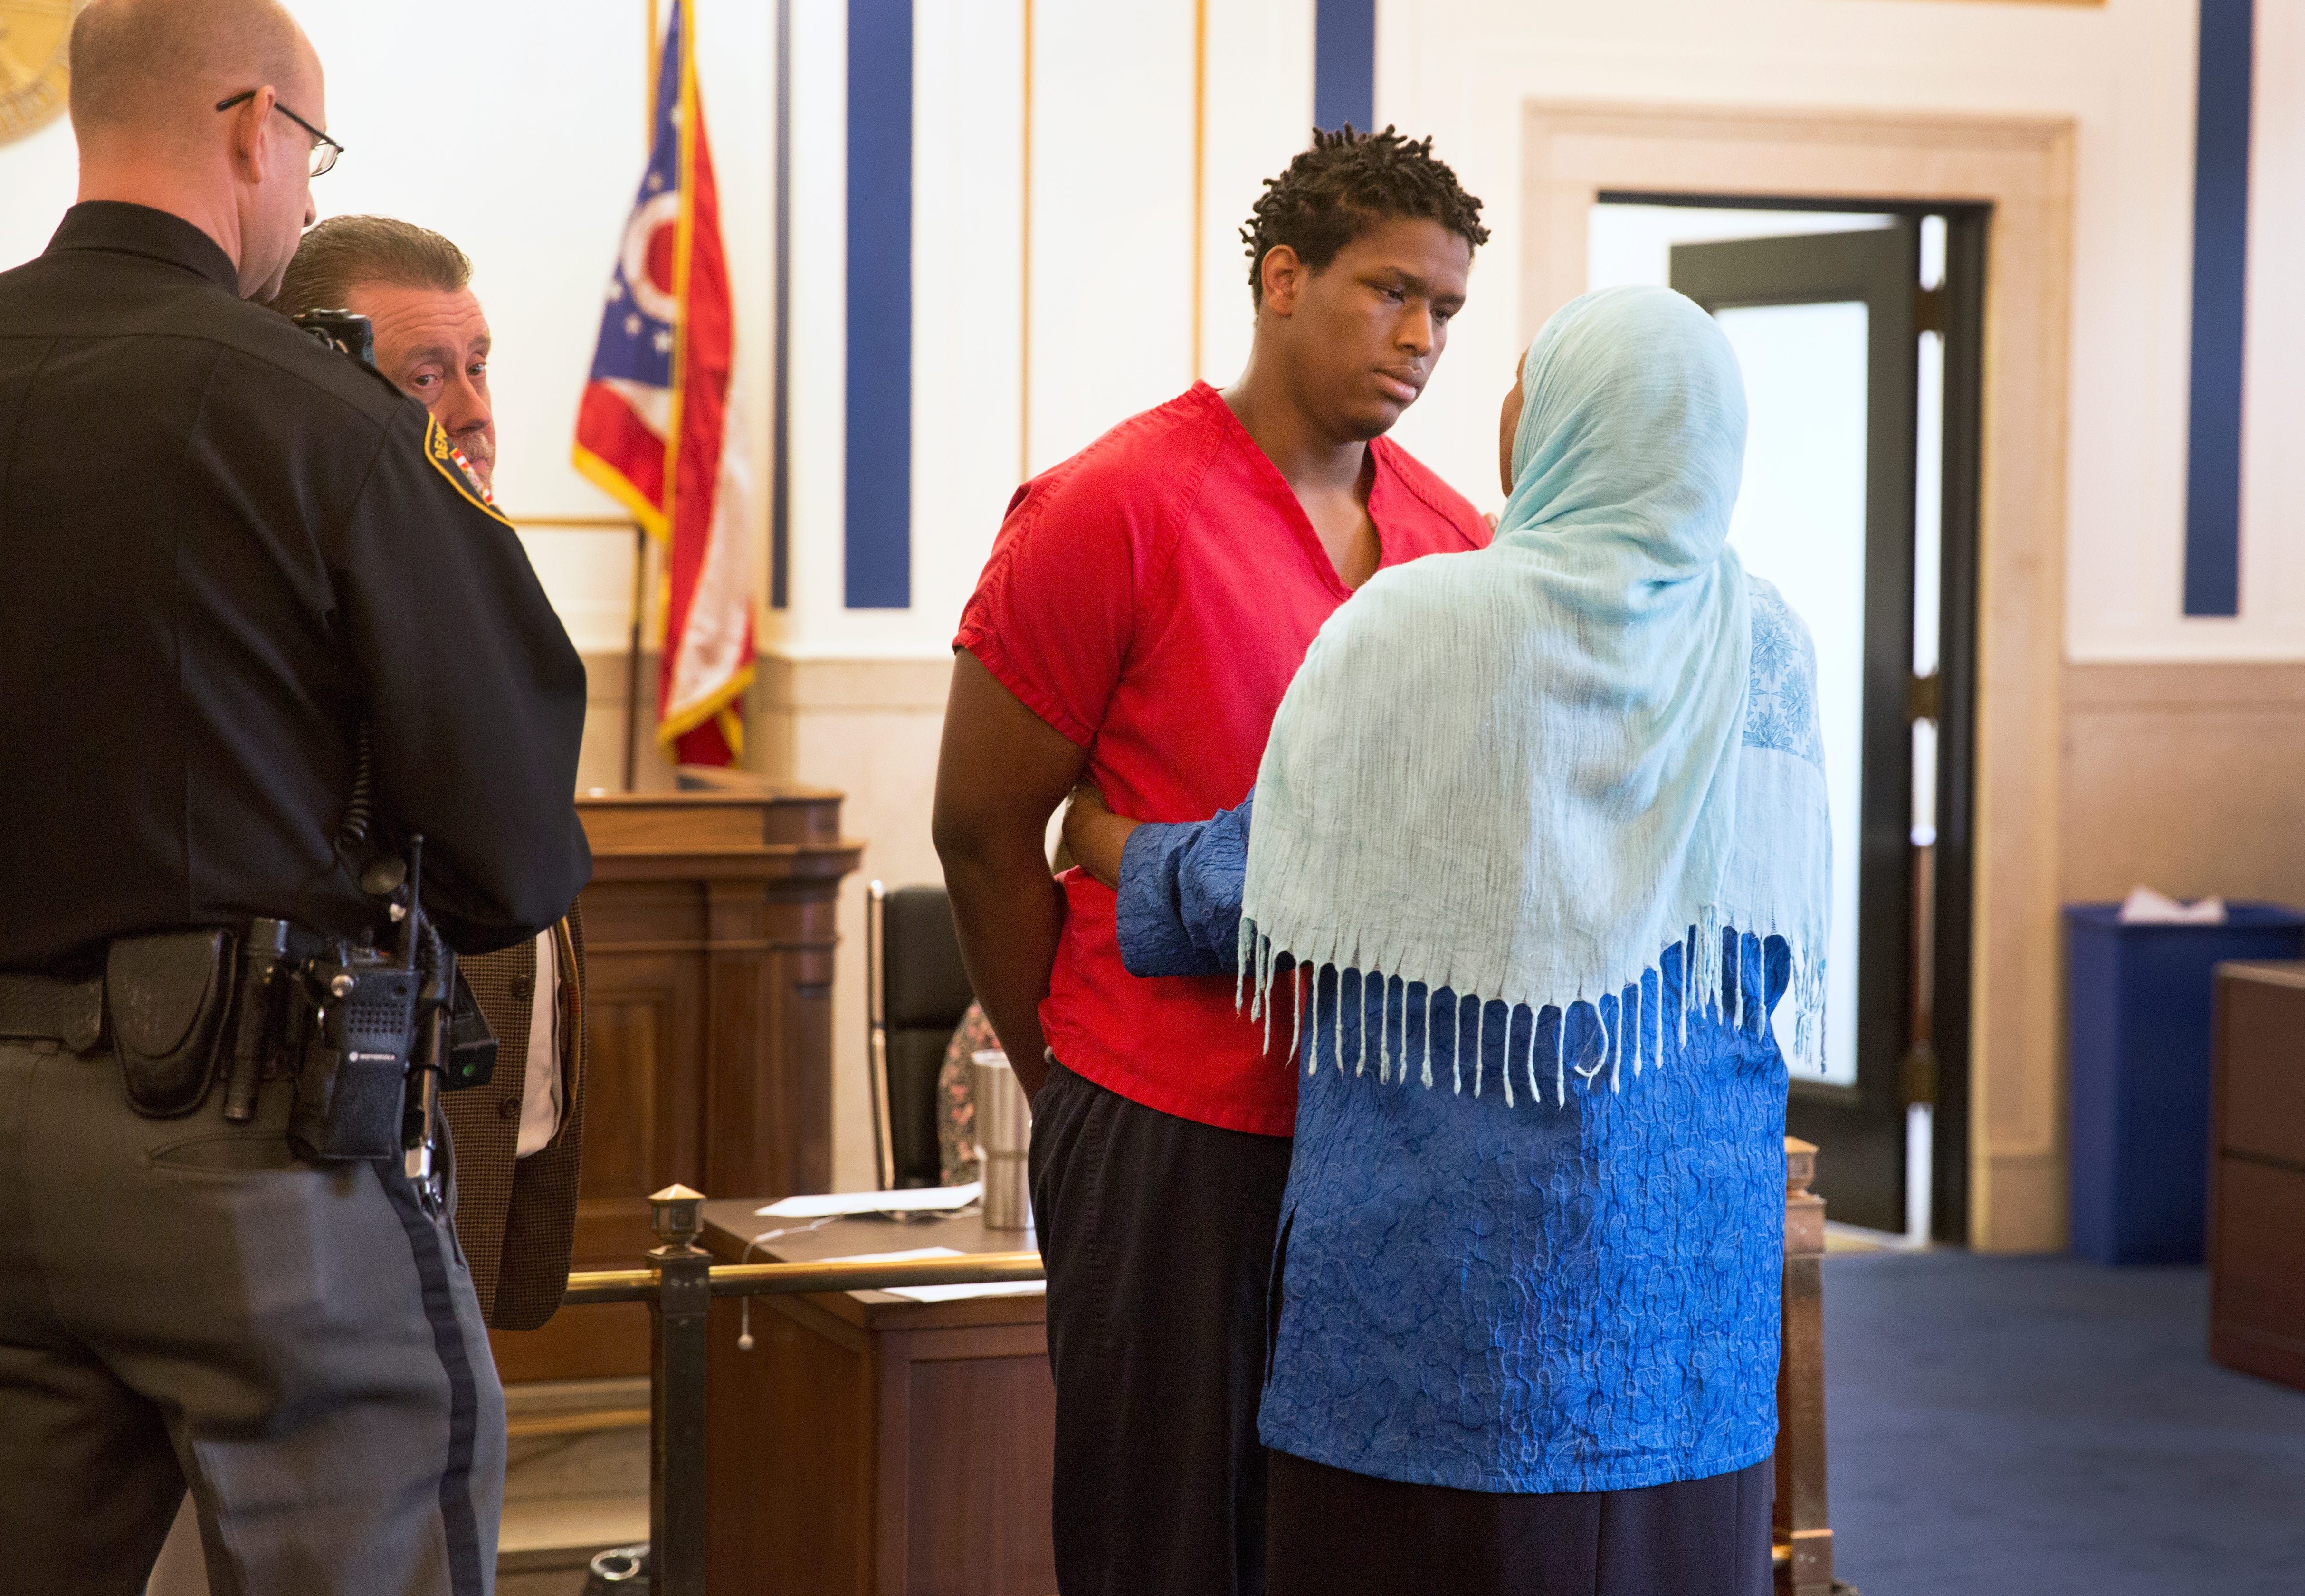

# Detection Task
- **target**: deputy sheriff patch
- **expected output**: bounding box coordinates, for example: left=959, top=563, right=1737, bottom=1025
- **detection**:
left=424, top=413, right=514, bottom=527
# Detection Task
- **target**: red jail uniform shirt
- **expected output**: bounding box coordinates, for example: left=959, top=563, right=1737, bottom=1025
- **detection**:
left=955, top=382, right=1488, bottom=1136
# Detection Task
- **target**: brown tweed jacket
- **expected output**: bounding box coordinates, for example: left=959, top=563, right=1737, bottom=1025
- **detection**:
left=446, top=903, right=587, bottom=1330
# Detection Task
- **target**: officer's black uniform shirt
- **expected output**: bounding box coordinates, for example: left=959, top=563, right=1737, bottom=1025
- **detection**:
left=0, top=203, right=592, bottom=971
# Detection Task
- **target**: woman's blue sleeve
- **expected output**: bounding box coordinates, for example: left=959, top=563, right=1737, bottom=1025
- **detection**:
left=1113, top=798, right=1252, bottom=978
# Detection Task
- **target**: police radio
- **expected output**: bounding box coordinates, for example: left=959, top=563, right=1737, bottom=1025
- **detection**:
left=281, top=834, right=494, bottom=1200
left=292, top=307, right=376, bottom=367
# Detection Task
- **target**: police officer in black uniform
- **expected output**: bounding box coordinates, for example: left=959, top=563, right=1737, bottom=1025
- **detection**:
left=0, top=1, right=590, bottom=1590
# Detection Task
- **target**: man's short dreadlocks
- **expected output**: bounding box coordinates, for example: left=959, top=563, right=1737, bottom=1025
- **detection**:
left=1242, top=125, right=1488, bottom=306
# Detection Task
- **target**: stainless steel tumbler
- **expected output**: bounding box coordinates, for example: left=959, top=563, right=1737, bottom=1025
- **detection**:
left=971, top=1049, right=1033, bottom=1231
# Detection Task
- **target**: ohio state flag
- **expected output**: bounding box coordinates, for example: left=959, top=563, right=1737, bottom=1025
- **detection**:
left=573, top=0, right=753, bottom=764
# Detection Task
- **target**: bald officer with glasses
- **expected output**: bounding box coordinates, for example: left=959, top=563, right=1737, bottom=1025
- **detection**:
left=0, top=2, right=590, bottom=1593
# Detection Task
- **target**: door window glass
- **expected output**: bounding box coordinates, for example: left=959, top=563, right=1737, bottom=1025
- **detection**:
left=1713, top=301, right=1870, bottom=1086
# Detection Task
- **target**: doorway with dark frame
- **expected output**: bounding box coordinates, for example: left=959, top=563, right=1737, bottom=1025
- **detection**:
left=1591, top=197, right=1987, bottom=1243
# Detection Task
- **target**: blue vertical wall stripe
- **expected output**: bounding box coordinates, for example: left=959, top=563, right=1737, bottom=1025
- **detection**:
left=844, top=0, right=913, bottom=609
left=1314, top=0, right=1375, bottom=133
left=2184, top=0, right=2253, bottom=618
left=770, top=0, right=791, bottom=609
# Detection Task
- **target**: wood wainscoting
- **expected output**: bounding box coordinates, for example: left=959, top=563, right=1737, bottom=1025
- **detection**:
left=490, top=789, right=863, bottom=1383
left=2063, top=663, right=2305, bottom=907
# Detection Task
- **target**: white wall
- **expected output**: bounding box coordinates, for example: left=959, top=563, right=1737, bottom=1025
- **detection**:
left=821, top=0, right=2305, bottom=663
left=1375, top=0, right=2303, bottom=660
left=0, top=116, right=78, bottom=273
left=11, top=1, right=2303, bottom=662
left=777, top=0, right=1315, bottom=662
left=1204, top=0, right=1318, bottom=389
left=2238, top=0, right=2305, bottom=656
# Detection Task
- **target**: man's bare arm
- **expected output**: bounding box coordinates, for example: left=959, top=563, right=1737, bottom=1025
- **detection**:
left=932, top=649, right=1087, bottom=1099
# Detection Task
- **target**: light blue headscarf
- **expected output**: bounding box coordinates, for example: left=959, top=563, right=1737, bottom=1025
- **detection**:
left=1239, top=285, right=1829, bottom=1090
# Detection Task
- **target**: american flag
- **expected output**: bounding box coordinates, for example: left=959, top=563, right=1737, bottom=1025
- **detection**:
left=573, top=0, right=753, bottom=765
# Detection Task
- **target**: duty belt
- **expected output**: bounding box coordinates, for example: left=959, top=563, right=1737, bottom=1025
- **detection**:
left=0, top=914, right=496, bottom=1185
left=0, top=968, right=104, bottom=1053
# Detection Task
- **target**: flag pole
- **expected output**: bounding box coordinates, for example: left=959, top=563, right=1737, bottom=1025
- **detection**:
left=646, top=0, right=660, bottom=127
left=623, top=532, right=646, bottom=790
left=626, top=0, right=660, bottom=793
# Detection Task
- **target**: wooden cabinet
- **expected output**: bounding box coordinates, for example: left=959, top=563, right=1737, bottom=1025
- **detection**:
left=2209, top=961, right=2305, bottom=1391
left=698, top=1206, right=1056, bottom=1596
left=490, top=790, right=862, bottom=1383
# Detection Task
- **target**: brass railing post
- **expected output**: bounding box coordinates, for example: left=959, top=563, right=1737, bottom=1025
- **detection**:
left=647, top=1183, right=712, bottom=1596
left=1775, top=1140, right=1833, bottom=1595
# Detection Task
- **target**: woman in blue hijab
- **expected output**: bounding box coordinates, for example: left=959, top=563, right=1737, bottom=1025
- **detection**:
left=1063, top=286, right=1829, bottom=1595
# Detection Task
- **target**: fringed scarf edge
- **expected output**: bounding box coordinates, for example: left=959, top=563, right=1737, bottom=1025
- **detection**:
left=1236, top=910, right=1827, bottom=1107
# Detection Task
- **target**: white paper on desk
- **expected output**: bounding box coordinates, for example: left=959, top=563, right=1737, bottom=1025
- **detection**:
left=755, top=1182, right=981, bottom=1219
left=810, top=1248, right=1043, bottom=1302
left=817, top=1247, right=964, bottom=1265
left=886, top=1280, right=1048, bottom=1304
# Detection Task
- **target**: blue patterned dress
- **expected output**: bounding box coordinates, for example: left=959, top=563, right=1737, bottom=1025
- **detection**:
left=1114, top=579, right=1820, bottom=1493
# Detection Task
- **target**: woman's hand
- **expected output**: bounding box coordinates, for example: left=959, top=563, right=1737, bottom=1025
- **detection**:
left=1063, top=783, right=1138, bottom=892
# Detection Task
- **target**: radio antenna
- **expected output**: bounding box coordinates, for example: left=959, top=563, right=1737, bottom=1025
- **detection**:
left=400, top=834, right=424, bottom=970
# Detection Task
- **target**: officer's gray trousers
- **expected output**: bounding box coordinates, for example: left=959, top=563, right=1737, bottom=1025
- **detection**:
left=0, top=1038, right=505, bottom=1595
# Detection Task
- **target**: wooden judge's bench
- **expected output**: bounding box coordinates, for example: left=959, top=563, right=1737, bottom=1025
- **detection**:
left=490, top=785, right=862, bottom=1383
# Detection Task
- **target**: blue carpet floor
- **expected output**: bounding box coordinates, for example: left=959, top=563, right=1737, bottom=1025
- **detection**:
left=1822, top=1253, right=2305, bottom=1595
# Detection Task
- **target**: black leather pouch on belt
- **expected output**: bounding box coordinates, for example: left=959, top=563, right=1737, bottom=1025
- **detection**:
left=106, top=929, right=238, bottom=1118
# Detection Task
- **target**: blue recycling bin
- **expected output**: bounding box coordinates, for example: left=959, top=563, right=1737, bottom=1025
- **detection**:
left=2065, top=902, right=2305, bottom=1264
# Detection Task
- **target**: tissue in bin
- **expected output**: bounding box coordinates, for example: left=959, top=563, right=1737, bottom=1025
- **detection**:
left=2118, top=886, right=2228, bottom=925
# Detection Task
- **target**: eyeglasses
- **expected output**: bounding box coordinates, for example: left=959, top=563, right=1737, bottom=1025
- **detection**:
left=213, top=89, right=344, bottom=178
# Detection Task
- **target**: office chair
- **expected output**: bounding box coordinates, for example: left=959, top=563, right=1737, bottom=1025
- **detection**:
left=865, top=882, right=978, bottom=1189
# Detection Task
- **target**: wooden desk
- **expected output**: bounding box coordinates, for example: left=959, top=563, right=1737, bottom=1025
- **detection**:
left=490, top=790, right=863, bottom=1383
left=699, top=1203, right=1055, bottom=1596
left=2210, top=961, right=2305, bottom=1390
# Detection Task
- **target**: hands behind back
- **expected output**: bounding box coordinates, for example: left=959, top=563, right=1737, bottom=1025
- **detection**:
left=1063, top=784, right=1138, bottom=893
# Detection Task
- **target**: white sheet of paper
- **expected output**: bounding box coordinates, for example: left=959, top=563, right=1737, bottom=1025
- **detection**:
left=806, top=1246, right=1043, bottom=1301
left=816, top=1247, right=965, bottom=1265
left=754, top=1182, right=982, bottom=1219
left=885, top=1281, right=1048, bottom=1304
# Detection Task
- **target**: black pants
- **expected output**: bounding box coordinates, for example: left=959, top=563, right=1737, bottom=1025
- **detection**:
left=1267, top=1450, right=1776, bottom=1596
left=0, top=1037, right=502, bottom=1596
left=1029, top=1057, right=1294, bottom=1596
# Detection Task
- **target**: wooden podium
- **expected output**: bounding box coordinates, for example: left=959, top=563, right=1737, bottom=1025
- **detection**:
left=489, top=787, right=862, bottom=1383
